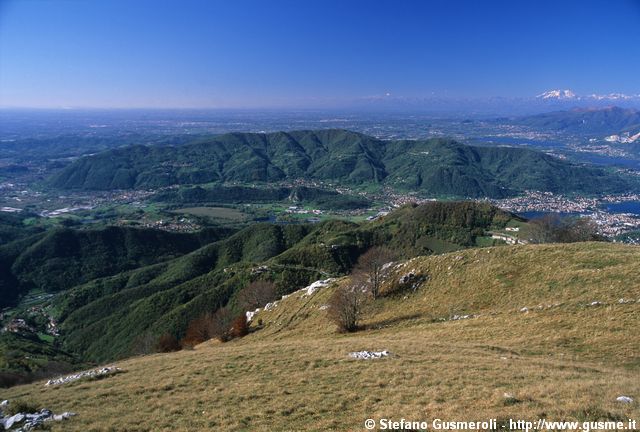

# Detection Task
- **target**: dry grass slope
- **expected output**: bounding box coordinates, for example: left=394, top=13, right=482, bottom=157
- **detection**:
left=2, top=242, right=639, bottom=431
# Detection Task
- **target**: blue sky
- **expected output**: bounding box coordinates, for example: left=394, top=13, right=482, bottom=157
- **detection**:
left=1, top=0, right=639, bottom=108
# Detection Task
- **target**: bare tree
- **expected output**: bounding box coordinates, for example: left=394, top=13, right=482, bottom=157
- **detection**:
left=558, top=217, right=601, bottom=242
left=327, top=285, right=366, bottom=332
left=236, top=280, right=277, bottom=312
left=352, top=246, right=395, bottom=299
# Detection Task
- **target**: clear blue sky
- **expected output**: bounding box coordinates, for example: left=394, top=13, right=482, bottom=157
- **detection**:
left=1, top=0, right=639, bottom=108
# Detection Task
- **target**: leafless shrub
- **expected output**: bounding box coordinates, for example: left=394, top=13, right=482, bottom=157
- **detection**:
left=327, top=285, right=367, bottom=332
left=184, top=307, right=234, bottom=345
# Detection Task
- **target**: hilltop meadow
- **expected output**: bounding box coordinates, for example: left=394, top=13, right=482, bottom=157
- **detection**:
left=2, top=242, right=638, bottom=431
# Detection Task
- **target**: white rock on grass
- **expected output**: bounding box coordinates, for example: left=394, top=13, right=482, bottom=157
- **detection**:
left=348, top=350, right=390, bottom=360
left=300, top=278, right=334, bottom=297
left=247, top=279, right=336, bottom=322
left=381, top=262, right=394, bottom=271
left=246, top=308, right=260, bottom=322
left=45, top=366, right=121, bottom=386
left=616, top=396, right=634, bottom=404
left=450, top=314, right=475, bottom=321
left=0, top=407, right=76, bottom=430
left=399, top=272, right=415, bottom=284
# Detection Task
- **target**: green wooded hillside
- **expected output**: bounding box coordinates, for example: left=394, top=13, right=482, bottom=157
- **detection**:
left=0, top=226, right=234, bottom=308
left=50, top=130, right=636, bottom=197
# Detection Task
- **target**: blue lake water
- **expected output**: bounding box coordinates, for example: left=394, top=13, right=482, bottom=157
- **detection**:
left=576, top=155, right=640, bottom=170
left=602, top=201, right=640, bottom=215
left=518, top=202, right=640, bottom=220
left=476, top=136, right=565, bottom=149
left=517, top=211, right=583, bottom=220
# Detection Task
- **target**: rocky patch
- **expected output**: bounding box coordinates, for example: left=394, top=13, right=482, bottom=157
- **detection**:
left=250, top=278, right=335, bottom=318
left=45, top=366, right=121, bottom=386
left=348, top=350, right=391, bottom=360
left=0, top=401, right=75, bottom=431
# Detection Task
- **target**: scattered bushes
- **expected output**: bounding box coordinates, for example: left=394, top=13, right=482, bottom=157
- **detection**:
left=133, top=304, right=253, bottom=355
left=182, top=313, right=218, bottom=347
left=182, top=307, right=248, bottom=347
left=325, top=246, right=395, bottom=332
left=182, top=308, right=234, bottom=346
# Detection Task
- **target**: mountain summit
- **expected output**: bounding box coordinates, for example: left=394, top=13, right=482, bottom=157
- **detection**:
left=537, top=89, right=577, bottom=100
left=537, top=89, right=640, bottom=102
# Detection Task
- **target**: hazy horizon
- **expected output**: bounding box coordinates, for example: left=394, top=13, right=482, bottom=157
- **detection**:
left=1, top=0, right=640, bottom=109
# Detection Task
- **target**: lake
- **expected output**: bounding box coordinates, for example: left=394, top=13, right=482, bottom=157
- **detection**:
left=602, top=201, right=640, bottom=216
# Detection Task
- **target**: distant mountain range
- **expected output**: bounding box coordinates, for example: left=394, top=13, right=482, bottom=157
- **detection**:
left=50, top=129, right=638, bottom=198
left=511, top=106, right=640, bottom=136
left=343, top=89, right=640, bottom=114
left=536, top=89, right=640, bottom=102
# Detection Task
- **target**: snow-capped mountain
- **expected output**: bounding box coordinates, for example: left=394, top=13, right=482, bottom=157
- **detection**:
left=588, top=93, right=637, bottom=101
left=537, top=89, right=640, bottom=102
left=537, top=89, right=577, bottom=100
left=341, top=90, right=640, bottom=115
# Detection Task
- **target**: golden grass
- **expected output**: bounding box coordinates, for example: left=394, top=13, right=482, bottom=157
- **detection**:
left=2, top=243, right=639, bottom=431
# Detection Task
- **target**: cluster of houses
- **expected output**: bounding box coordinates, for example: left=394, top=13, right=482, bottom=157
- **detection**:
left=490, top=226, right=527, bottom=245
left=1, top=307, right=59, bottom=337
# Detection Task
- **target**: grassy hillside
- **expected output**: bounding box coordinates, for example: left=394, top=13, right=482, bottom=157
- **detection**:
left=3, top=243, right=638, bottom=431
left=49, top=129, right=637, bottom=197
